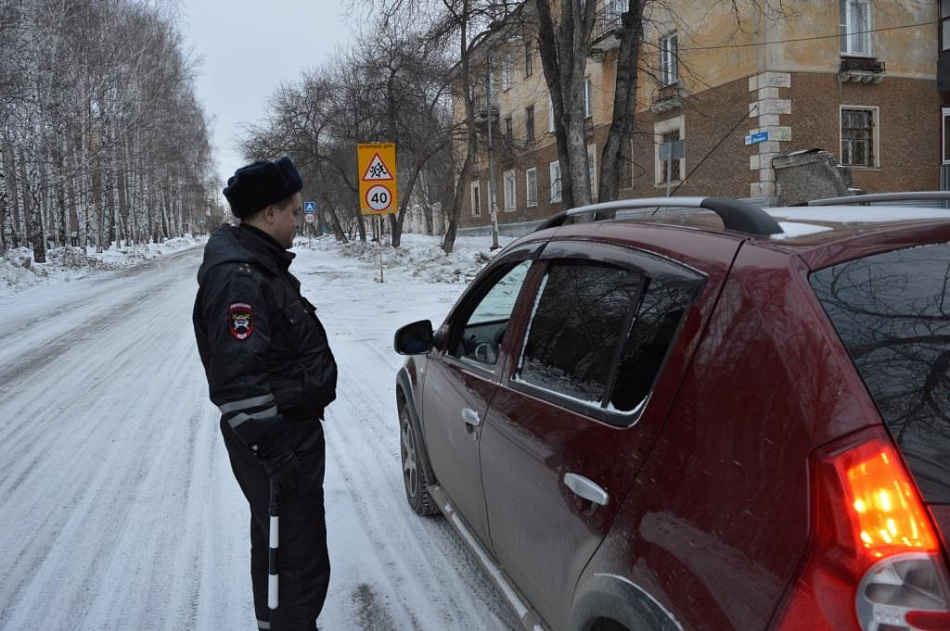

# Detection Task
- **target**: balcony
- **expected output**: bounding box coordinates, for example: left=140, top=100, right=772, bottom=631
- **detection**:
left=590, top=4, right=624, bottom=57
left=650, top=85, right=685, bottom=114
left=838, top=57, right=886, bottom=84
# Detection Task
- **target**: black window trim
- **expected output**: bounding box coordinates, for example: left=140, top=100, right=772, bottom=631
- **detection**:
left=508, top=239, right=705, bottom=428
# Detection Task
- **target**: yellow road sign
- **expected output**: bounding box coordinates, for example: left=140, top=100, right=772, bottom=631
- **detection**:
left=358, top=143, right=398, bottom=215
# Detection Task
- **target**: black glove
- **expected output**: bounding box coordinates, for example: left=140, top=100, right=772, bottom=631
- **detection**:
left=262, top=448, right=302, bottom=496
left=257, top=426, right=302, bottom=496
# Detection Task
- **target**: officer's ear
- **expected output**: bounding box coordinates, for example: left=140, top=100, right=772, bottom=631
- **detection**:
left=261, top=203, right=280, bottom=225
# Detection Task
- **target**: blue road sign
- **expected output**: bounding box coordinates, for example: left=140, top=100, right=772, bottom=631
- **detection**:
left=745, top=131, right=769, bottom=146
left=304, top=201, right=317, bottom=214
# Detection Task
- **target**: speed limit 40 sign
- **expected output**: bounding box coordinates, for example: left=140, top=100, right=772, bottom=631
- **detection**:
left=358, top=143, right=398, bottom=216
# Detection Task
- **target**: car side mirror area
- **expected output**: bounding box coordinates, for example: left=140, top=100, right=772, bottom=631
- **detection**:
left=394, top=320, right=434, bottom=355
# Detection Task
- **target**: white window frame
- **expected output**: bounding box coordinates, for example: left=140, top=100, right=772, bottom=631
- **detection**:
left=502, top=56, right=511, bottom=91
left=660, top=33, right=679, bottom=86
left=526, top=167, right=538, bottom=207
left=943, top=107, right=950, bottom=165
left=549, top=161, right=562, bottom=203
left=548, top=97, right=556, bottom=133
left=840, top=105, right=879, bottom=168
left=840, top=0, right=872, bottom=57
left=605, top=0, right=624, bottom=22
left=471, top=181, right=481, bottom=216
left=587, top=143, right=597, bottom=199
left=654, top=116, right=685, bottom=187
left=503, top=170, right=516, bottom=211
left=620, top=139, right=635, bottom=190
left=583, top=78, right=593, bottom=119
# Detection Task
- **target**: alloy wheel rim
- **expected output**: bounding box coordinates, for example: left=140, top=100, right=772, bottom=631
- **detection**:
left=401, top=416, right=418, bottom=499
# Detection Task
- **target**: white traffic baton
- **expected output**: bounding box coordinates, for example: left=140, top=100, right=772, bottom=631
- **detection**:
left=268, top=480, right=279, bottom=610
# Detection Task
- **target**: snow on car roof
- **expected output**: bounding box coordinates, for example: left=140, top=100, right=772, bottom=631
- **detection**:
left=763, top=205, right=950, bottom=243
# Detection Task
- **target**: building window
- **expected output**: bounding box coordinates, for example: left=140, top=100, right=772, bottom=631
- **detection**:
left=549, top=97, right=556, bottom=133
left=525, top=105, right=535, bottom=142
left=587, top=143, right=597, bottom=198
left=549, top=161, right=562, bottom=203
left=660, top=33, right=679, bottom=86
left=471, top=181, right=481, bottom=216
left=583, top=78, right=593, bottom=119
left=605, top=0, right=624, bottom=23
left=501, top=56, right=511, bottom=91
left=654, top=116, right=684, bottom=186
left=840, top=0, right=872, bottom=56
left=504, top=116, right=513, bottom=148
left=503, top=170, right=516, bottom=211
left=525, top=40, right=534, bottom=76
left=942, top=0, right=950, bottom=52
left=841, top=107, right=877, bottom=167
left=526, top=167, right=538, bottom=206
left=620, top=139, right=634, bottom=189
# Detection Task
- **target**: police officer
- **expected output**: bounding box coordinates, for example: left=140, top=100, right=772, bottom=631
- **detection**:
left=193, top=156, right=337, bottom=631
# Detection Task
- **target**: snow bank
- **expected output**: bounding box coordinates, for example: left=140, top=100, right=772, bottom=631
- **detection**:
left=303, top=233, right=514, bottom=284
left=0, top=236, right=205, bottom=298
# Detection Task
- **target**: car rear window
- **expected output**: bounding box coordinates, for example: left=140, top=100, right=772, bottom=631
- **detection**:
left=810, top=243, right=950, bottom=504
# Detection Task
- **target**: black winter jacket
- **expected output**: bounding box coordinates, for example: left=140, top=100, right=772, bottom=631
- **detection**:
left=193, top=224, right=337, bottom=451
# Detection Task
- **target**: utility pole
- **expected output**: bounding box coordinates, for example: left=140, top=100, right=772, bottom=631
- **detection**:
left=485, top=47, right=500, bottom=250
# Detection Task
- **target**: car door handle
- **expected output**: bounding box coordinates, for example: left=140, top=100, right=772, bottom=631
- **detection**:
left=564, top=473, right=609, bottom=506
left=461, top=408, right=481, bottom=427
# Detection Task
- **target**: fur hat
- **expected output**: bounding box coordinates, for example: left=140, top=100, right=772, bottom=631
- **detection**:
left=223, top=156, right=302, bottom=218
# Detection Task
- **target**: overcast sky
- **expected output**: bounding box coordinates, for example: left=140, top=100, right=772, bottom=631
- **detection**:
left=177, top=0, right=357, bottom=196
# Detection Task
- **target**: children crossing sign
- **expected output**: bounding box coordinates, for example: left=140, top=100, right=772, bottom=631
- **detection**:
left=358, top=143, right=398, bottom=215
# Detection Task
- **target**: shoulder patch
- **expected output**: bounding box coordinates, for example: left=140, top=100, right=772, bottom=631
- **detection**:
left=228, top=303, right=254, bottom=340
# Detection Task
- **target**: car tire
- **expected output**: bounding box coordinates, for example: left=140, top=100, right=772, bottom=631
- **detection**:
left=400, top=406, right=438, bottom=516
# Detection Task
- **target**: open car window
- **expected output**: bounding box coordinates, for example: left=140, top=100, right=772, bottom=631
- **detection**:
left=512, top=246, right=702, bottom=425
left=449, top=260, right=533, bottom=368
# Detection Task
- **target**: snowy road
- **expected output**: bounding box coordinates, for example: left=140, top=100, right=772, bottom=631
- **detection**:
left=0, top=242, right=519, bottom=631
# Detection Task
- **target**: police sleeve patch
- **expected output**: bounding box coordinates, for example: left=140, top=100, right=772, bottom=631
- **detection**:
left=228, top=303, right=254, bottom=340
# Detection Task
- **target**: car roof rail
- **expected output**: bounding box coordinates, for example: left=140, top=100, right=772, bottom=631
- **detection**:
left=534, top=196, right=783, bottom=236
left=806, top=191, right=950, bottom=206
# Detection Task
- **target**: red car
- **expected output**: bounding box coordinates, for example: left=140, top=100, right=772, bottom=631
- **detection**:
left=394, top=194, right=950, bottom=631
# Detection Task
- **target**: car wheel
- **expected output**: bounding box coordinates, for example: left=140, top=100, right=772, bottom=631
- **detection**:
left=400, top=406, right=438, bottom=516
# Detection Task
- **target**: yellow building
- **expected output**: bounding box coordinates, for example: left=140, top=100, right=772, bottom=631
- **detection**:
left=458, top=0, right=946, bottom=231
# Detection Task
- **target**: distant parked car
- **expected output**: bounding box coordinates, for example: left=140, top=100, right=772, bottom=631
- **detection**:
left=394, top=193, right=950, bottom=631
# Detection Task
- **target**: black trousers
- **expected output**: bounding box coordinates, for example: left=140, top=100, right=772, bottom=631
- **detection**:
left=222, top=419, right=330, bottom=631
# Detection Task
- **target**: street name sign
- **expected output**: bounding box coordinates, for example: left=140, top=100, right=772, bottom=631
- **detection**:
left=358, top=143, right=398, bottom=215
left=745, top=131, right=769, bottom=146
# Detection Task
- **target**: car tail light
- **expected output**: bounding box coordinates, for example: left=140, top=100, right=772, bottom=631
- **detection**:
left=773, top=426, right=950, bottom=631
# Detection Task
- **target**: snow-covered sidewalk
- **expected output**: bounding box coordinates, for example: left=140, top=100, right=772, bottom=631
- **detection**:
left=0, top=236, right=206, bottom=299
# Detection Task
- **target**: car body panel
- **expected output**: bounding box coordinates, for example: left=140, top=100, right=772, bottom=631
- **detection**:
left=423, top=357, right=497, bottom=543
left=396, top=205, right=950, bottom=631
left=421, top=241, right=547, bottom=548
left=577, top=243, right=886, bottom=630
left=479, top=236, right=741, bottom=630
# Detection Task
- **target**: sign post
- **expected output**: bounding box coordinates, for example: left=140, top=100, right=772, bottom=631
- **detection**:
left=303, top=201, right=317, bottom=248
left=357, top=143, right=398, bottom=282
